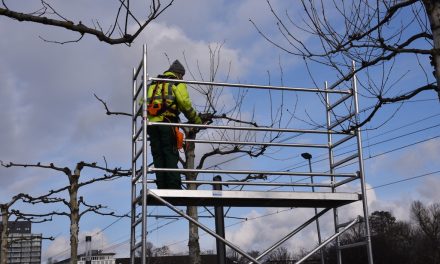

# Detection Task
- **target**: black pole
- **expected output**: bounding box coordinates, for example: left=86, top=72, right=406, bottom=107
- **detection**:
left=301, top=152, right=325, bottom=264
left=213, top=175, right=226, bottom=264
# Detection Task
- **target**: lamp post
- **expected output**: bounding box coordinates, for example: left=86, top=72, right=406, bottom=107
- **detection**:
left=301, top=152, right=325, bottom=264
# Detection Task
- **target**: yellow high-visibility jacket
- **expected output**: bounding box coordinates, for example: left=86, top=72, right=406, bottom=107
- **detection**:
left=146, top=72, right=202, bottom=124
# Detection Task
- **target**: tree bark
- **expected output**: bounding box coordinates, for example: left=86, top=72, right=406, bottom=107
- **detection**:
left=185, top=132, right=201, bottom=264
left=69, top=175, right=80, bottom=264
left=0, top=206, right=8, bottom=264
left=422, top=0, right=440, bottom=100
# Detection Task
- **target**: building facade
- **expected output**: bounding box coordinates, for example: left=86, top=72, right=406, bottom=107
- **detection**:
left=78, top=251, right=116, bottom=264
left=0, top=221, right=42, bottom=264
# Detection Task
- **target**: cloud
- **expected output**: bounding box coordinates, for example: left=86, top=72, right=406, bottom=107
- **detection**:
left=417, top=176, right=440, bottom=202
left=369, top=138, right=440, bottom=178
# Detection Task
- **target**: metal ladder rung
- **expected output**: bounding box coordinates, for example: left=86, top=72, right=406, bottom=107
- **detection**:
left=131, top=242, right=142, bottom=252
left=331, top=153, right=358, bottom=169
left=133, top=82, right=144, bottom=102
left=334, top=176, right=360, bottom=188
left=327, top=93, right=352, bottom=111
left=133, top=148, right=143, bottom=163
left=339, top=241, right=367, bottom=250
left=336, top=218, right=360, bottom=229
left=133, top=106, right=143, bottom=121
left=132, top=127, right=143, bottom=142
left=131, top=171, right=142, bottom=184
left=329, top=112, right=356, bottom=130
left=131, top=217, right=143, bottom=228
left=132, top=195, right=142, bottom=205
left=134, top=60, right=143, bottom=80
left=332, top=134, right=356, bottom=148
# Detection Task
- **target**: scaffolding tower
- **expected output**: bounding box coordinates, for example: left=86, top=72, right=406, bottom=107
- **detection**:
left=130, top=45, right=374, bottom=264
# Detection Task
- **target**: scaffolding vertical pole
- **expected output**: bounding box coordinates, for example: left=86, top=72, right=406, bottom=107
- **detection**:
left=325, top=81, right=342, bottom=264
left=130, top=65, right=137, bottom=264
left=141, top=44, right=149, bottom=264
left=352, top=61, right=374, bottom=264
left=213, top=176, right=226, bottom=264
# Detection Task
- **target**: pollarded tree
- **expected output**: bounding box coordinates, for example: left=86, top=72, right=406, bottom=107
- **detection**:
left=0, top=195, right=23, bottom=264
left=0, top=194, right=54, bottom=264
left=255, top=0, right=440, bottom=130
left=0, top=0, right=173, bottom=45
left=1, top=161, right=130, bottom=263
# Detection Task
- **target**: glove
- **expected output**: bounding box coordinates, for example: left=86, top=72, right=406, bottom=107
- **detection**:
left=198, top=112, right=214, bottom=125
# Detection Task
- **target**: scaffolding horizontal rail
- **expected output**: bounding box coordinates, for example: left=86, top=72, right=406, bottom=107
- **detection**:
left=149, top=77, right=352, bottom=94
left=185, top=139, right=329, bottom=148
left=149, top=121, right=352, bottom=135
left=146, top=179, right=335, bottom=188
left=149, top=167, right=357, bottom=178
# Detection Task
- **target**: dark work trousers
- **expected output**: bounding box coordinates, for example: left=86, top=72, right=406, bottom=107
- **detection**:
left=148, top=125, right=182, bottom=189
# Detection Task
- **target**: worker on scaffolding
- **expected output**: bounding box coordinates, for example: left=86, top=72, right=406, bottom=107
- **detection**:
left=147, top=60, right=202, bottom=189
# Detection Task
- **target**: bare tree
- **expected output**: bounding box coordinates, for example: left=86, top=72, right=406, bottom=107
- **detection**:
left=1, top=161, right=130, bottom=263
left=0, top=195, right=23, bottom=264
left=411, top=200, right=440, bottom=263
left=0, top=0, right=174, bottom=45
left=1, top=194, right=54, bottom=264
left=254, top=0, right=439, bottom=131
left=265, top=246, right=294, bottom=264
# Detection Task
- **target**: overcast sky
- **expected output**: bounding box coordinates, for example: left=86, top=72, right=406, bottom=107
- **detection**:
left=1, top=0, right=439, bottom=262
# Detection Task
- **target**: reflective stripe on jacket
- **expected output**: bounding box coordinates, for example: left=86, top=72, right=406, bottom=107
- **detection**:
left=147, top=72, right=202, bottom=124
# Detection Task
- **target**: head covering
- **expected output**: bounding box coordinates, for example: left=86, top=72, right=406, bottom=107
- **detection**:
left=167, top=60, right=185, bottom=76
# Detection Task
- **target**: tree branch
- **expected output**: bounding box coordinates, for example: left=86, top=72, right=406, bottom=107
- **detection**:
left=94, top=93, right=132, bottom=116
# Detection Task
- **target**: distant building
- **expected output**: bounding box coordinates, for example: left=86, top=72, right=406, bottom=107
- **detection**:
left=54, top=250, right=116, bottom=264
left=0, top=221, right=42, bottom=264
left=78, top=251, right=116, bottom=264
left=54, top=236, right=116, bottom=264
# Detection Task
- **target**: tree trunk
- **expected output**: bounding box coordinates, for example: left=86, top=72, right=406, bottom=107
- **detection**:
left=185, top=132, right=201, bottom=264
left=423, top=0, right=440, bottom=100
left=0, top=206, right=8, bottom=264
left=69, top=176, right=80, bottom=264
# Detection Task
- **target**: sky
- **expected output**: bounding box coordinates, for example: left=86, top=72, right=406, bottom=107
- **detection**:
left=1, top=0, right=439, bottom=262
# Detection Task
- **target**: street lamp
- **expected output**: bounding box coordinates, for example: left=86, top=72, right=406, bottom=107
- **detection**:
left=301, top=152, right=325, bottom=264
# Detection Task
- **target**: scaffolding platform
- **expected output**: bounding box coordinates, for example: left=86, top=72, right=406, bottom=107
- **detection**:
left=147, top=189, right=361, bottom=208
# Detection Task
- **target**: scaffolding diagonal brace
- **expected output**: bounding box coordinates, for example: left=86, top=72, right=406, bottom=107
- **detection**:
left=295, top=217, right=360, bottom=264
left=148, top=190, right=263, bottom=264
